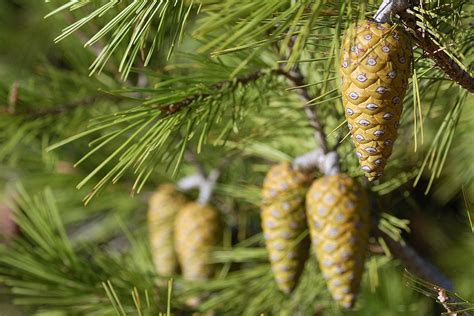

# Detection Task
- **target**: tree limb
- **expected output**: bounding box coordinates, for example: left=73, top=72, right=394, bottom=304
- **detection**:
left=435, top=287, right=472, bottom=316
left=0, top=95, right=102, bottom=118
left=372, top=223, right=454, bottom=291
left=275, top=68, right=331, bottom=154
left=274, top=34, right=341, bottom=175
left=373, top=0, right=410, bottom=23
left=400, top=10, right=474, bottom=93
left=404, top=270, right=473, bottom=316
left=373, top=0, right=474, bottom=93
left=156, top=70, right=265, bottom=115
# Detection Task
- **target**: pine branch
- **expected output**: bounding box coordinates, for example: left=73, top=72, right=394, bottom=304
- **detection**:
left=276, top=12, right=458, bottom=295
left=7, top=96, right=99, bottom=118
left=0, top=93, right=125, bottom=118
left=0, top=186, right=167, bottom=314
left=275, top=35, right=340, bottom=175
left=47, top=0, right=198, bottom=79
left=373, top=0, right=474, bottom=93
left=156, top=70, right=265, bottom=115
left=435, top=287, right=473, bottom=316
left=372, top=224, right=454, bottom=291
left=400, top=10, right=474, bottom=93
left=279, top=66, right=457, bottom=293
left=275, top=68, right=329, bottom=153
left=404, top=271, right=474, bottom=316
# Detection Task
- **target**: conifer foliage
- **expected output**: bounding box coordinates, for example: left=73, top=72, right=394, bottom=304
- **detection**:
left=0, top=0, right=473, bottom=315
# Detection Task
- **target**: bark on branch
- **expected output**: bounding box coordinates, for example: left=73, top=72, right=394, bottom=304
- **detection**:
left=156, top=70, right=265, bottom=115
left=1, top=95, right=102, bottom=118
left=373, top=0, right=474, bottom=93
left=372, top=224, right=454, bottom=291
left=275, top=66, right=341, bottom=175
left=400, top=11, right=474, bottom=93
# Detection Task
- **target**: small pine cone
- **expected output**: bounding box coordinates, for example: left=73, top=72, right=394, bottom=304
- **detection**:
left=174, top=202, right=222, bottom=281
left=306, top=174, right=370, bottom=308
left=261, top=162, right=311, bottom=294
left=148, top=184, right=187, bottom=277
left=340, top=19, right=412, bottom=181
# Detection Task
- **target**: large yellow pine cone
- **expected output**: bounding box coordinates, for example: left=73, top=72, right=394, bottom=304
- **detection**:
left=306, top=174, right=370, bottom=308
left=174, top=202, right=222, bottom=281
left=261, top=162, right=311, bottom=294
left=148, top=184, right=188, bottom=277
left=340, top=19, right=412, bottom=181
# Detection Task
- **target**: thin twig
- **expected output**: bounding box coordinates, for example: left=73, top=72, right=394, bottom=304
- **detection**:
left=275, top=36, right=340, bottom=175
left=275, top=68, right=330, bottom=154
left=185, top=150, right=207, bottom=177
left=276, top=18, right=456, bottom=295
left=373, top=0, right=410, bottom=23
left=435, top=287, right=473, bottom=316
left=180, top=150, right=234, bottom=205
left=156, top=70, right=265, bottom=115
left=275, top=33, right=329, bottom=152
left=372, top=223, right=454, bottom=291
left=373, top=0, right=474, bottom=93
left=0, top=95, right=117, bottom=118
left=404, top=270, right=473, bottom=316
left=400, top=10, right=474, bottom=93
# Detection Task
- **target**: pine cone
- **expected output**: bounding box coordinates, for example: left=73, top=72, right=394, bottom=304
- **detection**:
left=340, top=19, right=412, bottom=181
left=148, top=184, right=187, bottom=277
left=261, top=162, right=311, bottom=294
left=174, top=202, right=222, bottom=281
left=306, top=174, right=370, bottom=308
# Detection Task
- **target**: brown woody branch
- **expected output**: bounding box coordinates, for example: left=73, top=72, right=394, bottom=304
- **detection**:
left=156, top=70, right=265, bottom=115
left=275, top=68, right=331, bottom=154
left=0, top=95, right=117, bottom=118
left=400, top=11, right=474, bottom=93
left=28, top=96, right=99, bottom=117
left=374, top=0, right=474, bottom=93
left=275, top=34, right=333, bottom=154
left=403, top=270, right=473, bottom=316
left=276, top=68, right=341, bottom=174
left=435, top=287, right=473, bottom=316
left=372, top=223, right=454, bottom=291
left=1, top=71, right=265, bottom=121
left=275, top=35, right=341, bottom=175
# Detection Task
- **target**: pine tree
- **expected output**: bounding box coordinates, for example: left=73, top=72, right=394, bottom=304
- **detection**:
left=0, top=0, right=473, bottom=315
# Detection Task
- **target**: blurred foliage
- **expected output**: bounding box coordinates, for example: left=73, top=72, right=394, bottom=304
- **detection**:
left=0, top=0, right=472, bottom=315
